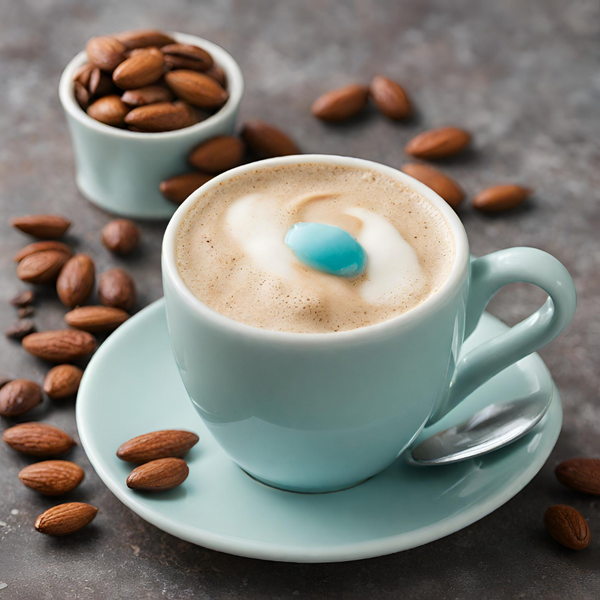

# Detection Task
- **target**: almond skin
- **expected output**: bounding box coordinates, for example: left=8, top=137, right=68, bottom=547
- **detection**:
left=161, top=43, right=213, bottom=71
left=124, top=101, right=198, bottom=132
left=10, top=290, right=35, bottom=307
left=64, top=306, right=130, bottom=333
left=22, top=330, right=97, bottom=363
left=370, top=75, right=412, bottom=120
left=5, top=320, right=36, bottom=340
left=311, top=84, right=369, bottom=121
left=405, top=127, right=471, bottom=159
left=117, top=430, right=200, bottom=463
left=401, top=163, right=464, bottom=209
left=73, top=63, right=94, bottom=87
left=16, top=250, right=71, bottom=284
left=188, top=136, right=245, bottom=173
left=113, top=49, right=166, bottom=90
left=56, top=254, right=95, bottom=308
left=555, top=458, right=600, bottom=496
left=127, top=457, right=189, bottom=492
left=19, top=460, right=84, bottom=496
left=13, top=241, right=73, bottom=263
left=121, top=86, right=173, bottom=107
left=164, top=70, right=228, bottom=109
left=115, top=29, right=175, bottom=50
left=544, top=505, right=591, bottom=550
left=2, top=423, right=75, bottom=457
left=87, top=95, right=130, bottom=127
left=35, top=502, right=98, bottom=536
left=86, top=36, right=126, bottom=72
left=43, top=365, right=84, bottom=399
left=101, top=219, right=140, bottom=255
left=472, top=185, right=533, bottom=213
left=74, top=81, right=90, bottom=110
left=0, top=379, right=42, bottom=417
left=98, top=268, right=137, bottom=311
left=159, top=172, right=213, bottom=204
left=241, top=120, right=299, bottom=158
left=10, top=215, right=71, bottom=239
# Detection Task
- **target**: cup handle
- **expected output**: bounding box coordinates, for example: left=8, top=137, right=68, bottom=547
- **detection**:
left=427, top=247, right=576, bottom=425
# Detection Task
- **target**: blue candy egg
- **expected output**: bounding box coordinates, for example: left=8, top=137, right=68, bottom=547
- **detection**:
left=285, top=222, right=367, bottom=278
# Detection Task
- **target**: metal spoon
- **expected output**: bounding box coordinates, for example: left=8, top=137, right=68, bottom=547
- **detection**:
left=410, top=388, right=553, bottom=466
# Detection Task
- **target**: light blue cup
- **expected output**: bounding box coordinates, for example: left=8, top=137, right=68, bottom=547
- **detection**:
left=162, top=155, right=576, bottom=493
left=58, top=33, right=244, bottom=220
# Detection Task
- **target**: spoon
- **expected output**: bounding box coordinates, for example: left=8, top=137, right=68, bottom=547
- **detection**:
left=410, top=388, right=553, bottom=466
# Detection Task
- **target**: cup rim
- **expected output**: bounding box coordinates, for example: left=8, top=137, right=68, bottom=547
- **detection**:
left=58, top=31, right=244, bottom=140
left=162, top=154, right=470, bottom=343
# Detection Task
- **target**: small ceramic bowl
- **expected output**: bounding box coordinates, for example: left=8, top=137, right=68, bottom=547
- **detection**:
left=59, top=33, right=244, bottom=220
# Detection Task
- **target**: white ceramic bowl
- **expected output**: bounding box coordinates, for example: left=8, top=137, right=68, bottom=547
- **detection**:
left=59, top=33, right=244, bottom=220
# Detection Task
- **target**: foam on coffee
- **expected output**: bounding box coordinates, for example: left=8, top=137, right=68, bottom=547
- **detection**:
left=176, top=163, right=455, bottom=333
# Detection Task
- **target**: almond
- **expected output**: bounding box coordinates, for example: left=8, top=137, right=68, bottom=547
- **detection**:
left=113, top=49, right=166, bottom=90
left=0, top=379, right=42, bottom=417
left=159, top=172, right=213, bottom=204
left=56, top=254, right=95, bottom=308
left=2, top=422, right=75, bottom=457
left=472, top=185, right=532, bottom=213
left=241, top=120, right=299, bottom=158
left=115, top=29, right=175, bottom=50
left=87, top=95, right=130, bottom=128
left=401, top=163, right=464, bottom=209
left=544, top=505, right=591, bottom=550
left=369, top=75, right=412, bottom=120
left=22, top=329, right=97, bottom=363
left=73, top=63, right=94, bottom=87
left=405, top=127, right=471, bottom=159
left=35, top=502, right=98, bottom=536
left=64, top=306, right=130, bottom=333
left=205, top=65, right=227, bottom=87
left=16, top=250, right=71, bottom=284
left=19, top=460, right=84, bottom=496
left=164, top=70, right=228, bottom=109
left=10, top=290, right=35, bottom=307
left=188, top=136, right=245, bottom=173
left=311, top=84, right=369, bottom=121
left=43, top=365, right=84, bottom=399
left=86, top=36, right=126, bottom=72
left=161, top=43, right=213, bottom=71
left=18, top=306, right=34, bottom=318
left=98, top=268, right=137, bottom=311
left=117, top=430, right=199, bottom=463
left=555, top=458, right=600, bottom=496
left=13, top=241, right=73, bottom=263
left=5, top=319, right=36, bottom=340
left=121, top=85, right=173, bottom=107
left=74, top=81, right=90, bottom=110
left=100, top=219, right=140, bottom=255
left=124, top=101, right=198, bottom=132
left=127, top=457, right=189, bottom=492
left=10, top=215, right=71, bottom=239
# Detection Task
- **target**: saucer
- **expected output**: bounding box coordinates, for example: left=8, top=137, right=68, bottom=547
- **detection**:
left=76, top=299, right=561, bottom=563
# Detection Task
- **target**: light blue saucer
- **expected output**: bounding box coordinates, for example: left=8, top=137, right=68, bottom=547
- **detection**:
left=76, top=299, right=561, bottom=563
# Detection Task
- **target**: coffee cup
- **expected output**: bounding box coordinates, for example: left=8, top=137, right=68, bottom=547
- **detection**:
left=162, top=154, right=576, bottom=493
left=59, top=33, right=244, bottom=220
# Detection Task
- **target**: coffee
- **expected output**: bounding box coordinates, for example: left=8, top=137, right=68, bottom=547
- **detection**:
left=176, top=162, right=455, bottom=333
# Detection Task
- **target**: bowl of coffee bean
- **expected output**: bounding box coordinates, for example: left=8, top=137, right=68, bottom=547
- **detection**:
left=59, top=29, right=244, bottom=220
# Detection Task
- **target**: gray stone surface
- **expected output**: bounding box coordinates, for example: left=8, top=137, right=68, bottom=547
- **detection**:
left=1, top=0, right=599, bottom=598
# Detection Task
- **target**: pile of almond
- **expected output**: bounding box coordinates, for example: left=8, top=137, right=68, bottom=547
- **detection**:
left=159, top=119, right=299, bottom=204
left=3, top=214, right=142, bottom=535
left=311, top=78, right=533, bottom=213
left=74, top=29, right=228, bottom=132
left=117, top=430, right=199, bottom=492
left=543, top=457, right=600, bottom=551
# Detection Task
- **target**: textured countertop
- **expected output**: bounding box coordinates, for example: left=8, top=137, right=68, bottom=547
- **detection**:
left=1, top=1, right=599, bottom=598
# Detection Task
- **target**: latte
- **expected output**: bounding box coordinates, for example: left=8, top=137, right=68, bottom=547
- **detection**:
left=176, top=162, right=455, bottom=333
